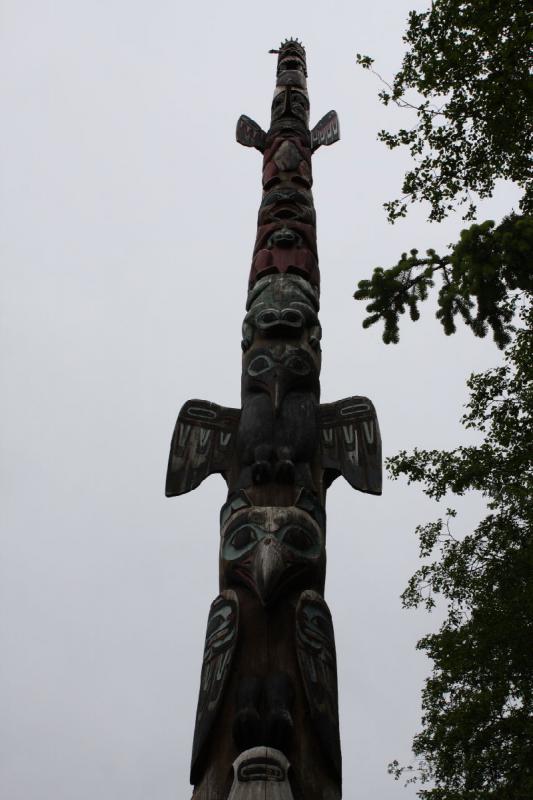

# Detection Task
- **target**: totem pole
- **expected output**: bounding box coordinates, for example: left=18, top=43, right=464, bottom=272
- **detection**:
left=166, top=40, right=381, bottom=800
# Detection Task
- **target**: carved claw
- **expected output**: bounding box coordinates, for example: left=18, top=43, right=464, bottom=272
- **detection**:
left=275, top=460, right=295, bottom=483
left=252, top=460, right=273, bottom=484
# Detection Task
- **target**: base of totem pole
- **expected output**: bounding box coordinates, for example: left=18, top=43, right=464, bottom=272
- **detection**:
left=227, top=747, right=294, bottom=799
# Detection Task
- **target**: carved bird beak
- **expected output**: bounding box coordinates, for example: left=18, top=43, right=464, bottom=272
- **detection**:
left=253, top=537, right=286, bottom=606
left=270, top=371, right=290, bottom=416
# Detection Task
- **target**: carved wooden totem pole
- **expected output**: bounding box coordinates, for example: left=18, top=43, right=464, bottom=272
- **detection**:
left=166, top=40, right=382, bottom=800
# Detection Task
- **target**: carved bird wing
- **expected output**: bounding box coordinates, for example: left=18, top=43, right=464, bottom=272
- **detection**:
left=296, top=590, right=341, bottom=787
left=191, top=590, right=240, bottom=785
left=319, top=395, right=382, bottom=494
left=236, top=115, right=267, bottom=152
left=310, top=110, right=340, bottom=152
left=165, top=400, right=240, bottom=497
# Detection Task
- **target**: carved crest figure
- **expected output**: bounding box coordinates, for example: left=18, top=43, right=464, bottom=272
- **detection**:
left=166, top=39, right=381, bottom=800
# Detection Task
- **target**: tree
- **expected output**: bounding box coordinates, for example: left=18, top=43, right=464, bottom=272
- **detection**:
left=387, top=302, right=533, bottom=798
left=354, top=0, right=532, bottom=348
left=354, top=1, right=533, bottom=795
left=356, top=0, right=532, bottom=224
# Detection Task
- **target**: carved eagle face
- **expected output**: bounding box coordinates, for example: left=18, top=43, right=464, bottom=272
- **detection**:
left=242, top=344, right=320, bottom=414
left=220, top=505, right=325, bottom=605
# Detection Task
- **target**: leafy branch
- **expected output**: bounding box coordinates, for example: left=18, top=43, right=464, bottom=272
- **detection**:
left=354, top=214, right=533, bottom=348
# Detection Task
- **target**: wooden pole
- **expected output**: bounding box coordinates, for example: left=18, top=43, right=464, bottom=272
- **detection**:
left=166, top=40, right=382, bottom=800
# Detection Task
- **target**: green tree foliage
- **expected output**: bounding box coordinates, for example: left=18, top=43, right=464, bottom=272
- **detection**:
left=354, top=214, right=533, bottom=348
left=356, top=0, right=532, bottom=223
left=354, top=0, right=532, bottom=348
left=355, top=2, right=533, bottom=795
left=387, top=304, right=533, bottom=797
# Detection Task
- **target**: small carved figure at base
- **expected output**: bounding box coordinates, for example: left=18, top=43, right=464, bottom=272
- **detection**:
left=227, top=747, right=295, bottom=800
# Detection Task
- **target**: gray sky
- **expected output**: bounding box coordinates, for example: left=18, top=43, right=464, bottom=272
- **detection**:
left=1, top=2, right=521, bottom=798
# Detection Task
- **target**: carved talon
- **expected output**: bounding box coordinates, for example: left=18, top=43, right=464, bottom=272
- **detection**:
left=275, top=446, right=295, bottom=483
left=275, top=459, right=295, bottom=483
left=252, top=460, right=273, bottom=484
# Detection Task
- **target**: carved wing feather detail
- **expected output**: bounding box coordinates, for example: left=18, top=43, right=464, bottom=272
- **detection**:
left=296, top=590, right=341, bottom=786
left=191, top=590, right=239, bottom=784
left=236, top=115, right=267, bottom=152
left=319, top=395, right=382, bottom=494
left=310, top=110, right=340, bottom=152
left=165, top=400, right=240, bottom=497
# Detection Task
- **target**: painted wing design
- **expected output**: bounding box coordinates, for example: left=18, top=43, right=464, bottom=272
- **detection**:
left=310, top=110, right=340, bottom=152
left=296, top=590, right=341, bottom=787
left=191, top=590, right=239, bottom=784
left=165, top=400, right=240, bottom=497
left=236, top=115, right=267, bottom=152
left=319, top=396, right=382, bottom=494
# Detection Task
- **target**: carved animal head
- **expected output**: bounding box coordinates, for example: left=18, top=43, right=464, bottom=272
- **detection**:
left=220, top=501, right=326, bottom=605
left=242, top=344, right=319, bottom=414
left=242, top=274, right=321, bottom=356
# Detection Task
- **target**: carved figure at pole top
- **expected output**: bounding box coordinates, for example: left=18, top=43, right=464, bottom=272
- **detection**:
left=166, top=38, right=381, bottom=800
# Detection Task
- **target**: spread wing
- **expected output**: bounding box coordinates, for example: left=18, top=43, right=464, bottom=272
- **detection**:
left=236, top=115, right=267, bottom=152
left=310, top=110, right=340, bottom=152
left=165, top=400, right=240, bottom=497
left=191, top=590, right=239, bottom=784
left=319, top=396, right=381, bottom=494
left=296, top=590, right=341, bottom=787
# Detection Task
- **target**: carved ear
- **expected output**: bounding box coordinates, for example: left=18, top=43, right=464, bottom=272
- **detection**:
left=165, top=400, right=240, bottom=497
left=310, top=110, right=340, bottom=152
left=319, top=396, right=382, bottom=494
left=236, top=115, right=267, bottom=152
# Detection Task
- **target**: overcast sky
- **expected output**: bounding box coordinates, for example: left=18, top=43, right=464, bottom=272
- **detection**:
left=0, top=2, right=521, bottom=799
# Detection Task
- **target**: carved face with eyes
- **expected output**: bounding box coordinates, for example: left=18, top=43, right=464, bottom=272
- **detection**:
left=270, top=87, right=310, bottom=131
left=242, top=345, right=320, bottom=414
left=220, top=505, right=326, bottom=605
left=242, top=274, right=321, bottom=358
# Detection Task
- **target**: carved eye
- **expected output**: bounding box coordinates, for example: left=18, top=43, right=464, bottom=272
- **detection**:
left=282, top=526, right=314, bottom=551
left=281, top=308, right=303, bottom=326
left=248, top=355, right=273, bottom=376
left=284, top=354, right=310, bottom=375
left=230, top=526, right=256, bottom=551
left=257, top=309, right=280, bottom=326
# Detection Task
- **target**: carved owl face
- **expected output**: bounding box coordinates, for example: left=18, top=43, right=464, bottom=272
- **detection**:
left=242, top=345, right=319, bottom=413
left=220, top=505, right=326, bottom=605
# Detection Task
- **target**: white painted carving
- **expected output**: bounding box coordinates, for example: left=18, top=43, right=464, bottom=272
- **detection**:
left=227, top=747, right=295, bottom=800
